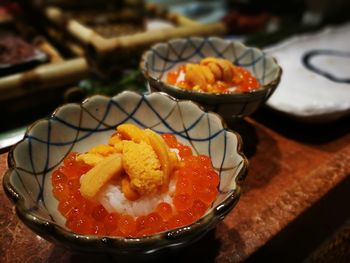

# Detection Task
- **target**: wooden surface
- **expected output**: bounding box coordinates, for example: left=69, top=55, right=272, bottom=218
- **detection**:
left=1, top=109, right=350, bottom=262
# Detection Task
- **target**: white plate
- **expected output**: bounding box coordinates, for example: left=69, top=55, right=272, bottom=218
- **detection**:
left=265, top=23, right=350, bottom=123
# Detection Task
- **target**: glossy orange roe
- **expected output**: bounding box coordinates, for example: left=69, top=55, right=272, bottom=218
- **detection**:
left=52, top=135, right=219, bottom=237
left=166, top=63, right=260, bottom=93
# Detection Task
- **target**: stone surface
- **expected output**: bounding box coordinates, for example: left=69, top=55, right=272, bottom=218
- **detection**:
left=1, top=112, right=350, bottom=263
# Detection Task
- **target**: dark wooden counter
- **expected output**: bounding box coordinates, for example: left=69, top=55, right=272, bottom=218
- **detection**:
left=1, top=110, right=350, bottom=262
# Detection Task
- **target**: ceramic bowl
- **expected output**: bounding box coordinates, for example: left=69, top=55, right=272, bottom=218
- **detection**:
left=3, top=91, right=247, bottom=256
left=140, top=37, right=282, bottom=119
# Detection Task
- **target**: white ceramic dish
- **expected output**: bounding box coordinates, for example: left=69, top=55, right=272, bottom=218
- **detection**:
left=265, top=22, right=350, bottom=123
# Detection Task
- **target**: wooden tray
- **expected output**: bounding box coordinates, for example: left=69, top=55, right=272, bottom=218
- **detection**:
left=0, top=18, right=89, bottom=102
left=40, top=3, right=227, bottom=74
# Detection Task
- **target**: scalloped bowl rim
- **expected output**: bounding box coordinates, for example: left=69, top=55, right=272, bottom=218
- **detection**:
left=3, top=91, right=248, bottom=253
left=140, top=37, right=282, bottom=100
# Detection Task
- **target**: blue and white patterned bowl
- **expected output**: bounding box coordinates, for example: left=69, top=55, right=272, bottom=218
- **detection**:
left=140, top=37, right=282, bottom=119
left=3, top=91, right=247, bottom=256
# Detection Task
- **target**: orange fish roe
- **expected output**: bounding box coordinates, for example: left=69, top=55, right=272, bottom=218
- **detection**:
left=166, top=60, right=260, bottom=93
left=52, top=135, right=219, bottom=237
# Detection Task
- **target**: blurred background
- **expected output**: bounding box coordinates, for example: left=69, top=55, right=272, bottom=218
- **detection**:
left=0, top=0, right=349, bottom=141
left=0, top=1, right=350, bottom=262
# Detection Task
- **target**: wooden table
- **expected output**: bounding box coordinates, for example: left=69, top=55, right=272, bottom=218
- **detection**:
left=1, top=108, right=350, bottom=262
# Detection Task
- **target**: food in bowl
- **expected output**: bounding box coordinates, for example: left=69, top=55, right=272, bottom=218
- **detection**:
left=140, top=37, right=282, bottom=118
left=166, top=57, right=260, bottom=94
left=52, top=123, right=219, bottom=237
left=3, top=91, right=247, bottom=255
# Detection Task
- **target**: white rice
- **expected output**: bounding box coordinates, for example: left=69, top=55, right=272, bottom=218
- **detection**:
left=98, top=178, right=177, bottom=217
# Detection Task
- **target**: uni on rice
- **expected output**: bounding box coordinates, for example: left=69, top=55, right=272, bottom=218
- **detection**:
left=52, top=123, right=219, bottom=237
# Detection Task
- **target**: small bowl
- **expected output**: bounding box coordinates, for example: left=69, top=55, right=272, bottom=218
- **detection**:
left=140, top=37, right=282, bottom=119
left=3, top=91, right=247, bottom=257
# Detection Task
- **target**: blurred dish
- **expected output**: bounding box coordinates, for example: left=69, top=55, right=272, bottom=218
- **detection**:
left=140, top=37, right=281, bottom=120
left=0, top=126, right=25, bottom=152
left=0, top=32, right=47, bottom=73
left=265, top=23, right=350, bottom=123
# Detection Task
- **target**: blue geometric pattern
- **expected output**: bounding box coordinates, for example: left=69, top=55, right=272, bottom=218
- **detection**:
left=144, top=37, right=280, bottom=85
left=4, top=91, right=247, bottom=248
left=141, top=37, right=281, bottom=118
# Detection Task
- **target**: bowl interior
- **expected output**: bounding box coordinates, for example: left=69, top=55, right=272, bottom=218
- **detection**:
left=143, top=37, right=280, bottom=87
left=6, top=92, right=246, bottom=234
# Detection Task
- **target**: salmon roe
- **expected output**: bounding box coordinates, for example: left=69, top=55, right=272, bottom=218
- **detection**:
left=52, top=135, right=219, bottom=237
left=166, top=63, right=260, bottom=93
